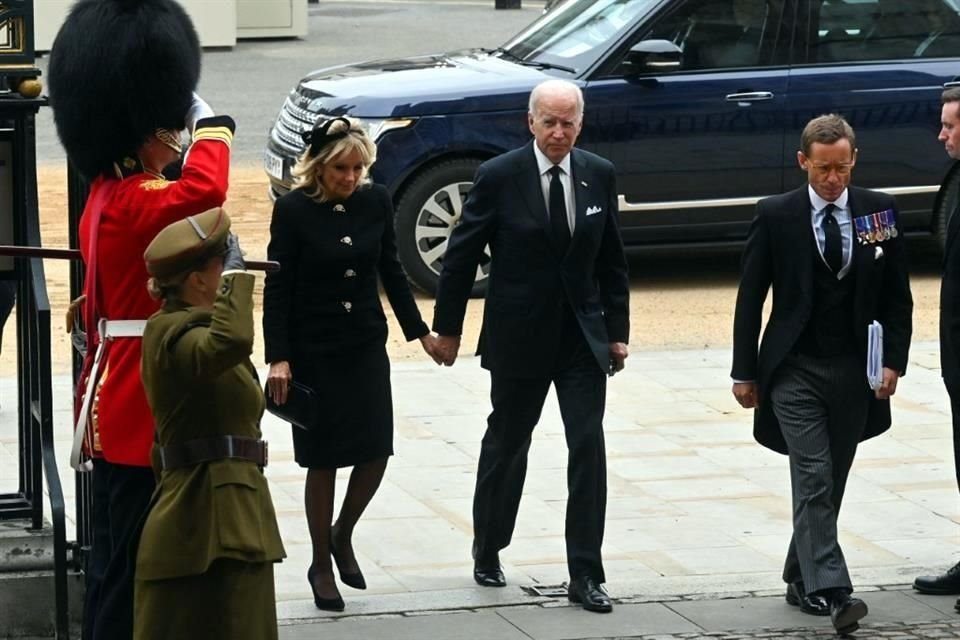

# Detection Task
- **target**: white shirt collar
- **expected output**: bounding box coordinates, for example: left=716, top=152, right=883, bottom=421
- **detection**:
left=533, top=143, right=572, bottom=177
left=808, top=185, right=849, bottom=212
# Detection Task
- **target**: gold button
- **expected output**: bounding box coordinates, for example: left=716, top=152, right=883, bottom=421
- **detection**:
left=344, top=269, right=356, bottom=278
left=342, top=301, right=352, bottom=312
left=340, top=236, right=352, bottom=246
left=334, top=204, right=347, bottom=213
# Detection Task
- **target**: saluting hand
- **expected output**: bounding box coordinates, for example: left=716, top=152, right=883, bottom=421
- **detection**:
left=267, top=361, right=292, bottom=405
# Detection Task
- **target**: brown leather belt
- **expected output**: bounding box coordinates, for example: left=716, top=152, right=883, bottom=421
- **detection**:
left=157, top=436, right=268, bottom=471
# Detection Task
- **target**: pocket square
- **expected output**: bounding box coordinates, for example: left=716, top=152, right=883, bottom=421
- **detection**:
left=586, top=205, right=602, bottom=216
left=874, top=246, right=884, bottom=260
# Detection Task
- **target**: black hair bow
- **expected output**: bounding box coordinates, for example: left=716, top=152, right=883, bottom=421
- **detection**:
left=301, top=117, right=352, bottom=157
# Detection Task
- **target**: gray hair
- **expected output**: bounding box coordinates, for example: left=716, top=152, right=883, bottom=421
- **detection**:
left=528, top=79, right=584, bottom=120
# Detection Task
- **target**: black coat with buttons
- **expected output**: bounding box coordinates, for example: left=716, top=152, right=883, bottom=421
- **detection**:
left=263, top=184, right=428, bottom=363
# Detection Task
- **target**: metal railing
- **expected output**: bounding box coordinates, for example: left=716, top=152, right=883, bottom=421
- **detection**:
left=0, top=103, right=72, bottom=639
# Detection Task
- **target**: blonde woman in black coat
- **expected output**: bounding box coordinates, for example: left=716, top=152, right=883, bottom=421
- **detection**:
left=263, top=117, right=441, bottom=611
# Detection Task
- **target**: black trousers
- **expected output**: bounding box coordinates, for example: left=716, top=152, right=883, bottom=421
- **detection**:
left=83, top=460, right=155, bottom=640
left=947, top=382, right=960, bottom=494
left=473, top=313, right=608, bottom=582
left=770, top=354, right=867, bottom=595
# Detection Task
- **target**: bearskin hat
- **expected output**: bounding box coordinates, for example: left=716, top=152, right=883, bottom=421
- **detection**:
left=47, top=0, right=201, bottom=179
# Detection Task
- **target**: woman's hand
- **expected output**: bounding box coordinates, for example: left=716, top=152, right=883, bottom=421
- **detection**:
left=267, top=361, right=292, bottom=405
left=419, top=333, right=445, bottom=365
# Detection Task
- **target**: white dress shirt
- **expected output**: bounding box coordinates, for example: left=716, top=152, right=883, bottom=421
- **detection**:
left=533, top=143, right=576, bottom=234
left=808, top=185, right=853, bottom=279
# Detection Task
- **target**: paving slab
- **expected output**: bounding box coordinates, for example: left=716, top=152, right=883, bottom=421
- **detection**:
left=279, top=610, right=531, bottom=640
left=497, top=602, right=701, bottom=640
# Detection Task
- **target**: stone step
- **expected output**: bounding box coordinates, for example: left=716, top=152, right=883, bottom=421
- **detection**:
left=0, top=519, right=82, bottom=637
left=0, top=520, right=55, bottom=572
left=0, top=569, right=83, bottom=638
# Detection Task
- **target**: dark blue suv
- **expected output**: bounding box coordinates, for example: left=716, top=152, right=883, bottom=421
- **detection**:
left=265, top=0, right=960, bottom=294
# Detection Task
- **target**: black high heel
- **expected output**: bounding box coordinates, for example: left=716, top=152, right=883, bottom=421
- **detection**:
left=307, top=564, right=345, bottom=611
left=330, top=528, right=367, bottom=590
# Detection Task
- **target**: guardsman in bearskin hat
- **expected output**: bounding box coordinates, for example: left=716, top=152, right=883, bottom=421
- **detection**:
left=47, top=1, right=236, bottom=638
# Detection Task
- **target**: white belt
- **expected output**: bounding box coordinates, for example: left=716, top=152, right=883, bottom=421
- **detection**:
left=70, top=319, right=147, bottom=472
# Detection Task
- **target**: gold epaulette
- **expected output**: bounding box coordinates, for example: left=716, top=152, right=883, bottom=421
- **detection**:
left=193, top=125, right=234, bottom=147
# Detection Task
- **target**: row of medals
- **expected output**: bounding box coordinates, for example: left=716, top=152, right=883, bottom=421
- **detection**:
left=855, top=210, right=897, bottom=245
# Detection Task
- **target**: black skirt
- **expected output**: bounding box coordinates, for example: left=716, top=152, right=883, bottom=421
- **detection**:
left=290, top=341, right=393, bottom=469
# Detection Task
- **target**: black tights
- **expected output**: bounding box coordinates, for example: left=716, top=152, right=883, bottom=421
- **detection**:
left=305, top=457, right=388, bottom=598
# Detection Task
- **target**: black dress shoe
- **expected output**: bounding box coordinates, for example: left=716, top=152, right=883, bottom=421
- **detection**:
left=914, top=561, right=960, bottom=595
left=784, top=582, right=830, bottom=616
left=568, top=576, right=613, bottom=613
left=307, top=564, right=345, bottom=612
left=828, top=592, right=868, bottom=635
left=473, top=564, right=506, bottom=587
left=330, top=537, right=367, bottom=590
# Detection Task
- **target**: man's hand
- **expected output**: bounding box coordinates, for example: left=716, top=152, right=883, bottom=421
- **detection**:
left=435, top=335, right=461, bottom=367
left=876, top=367, right=900, bottom=400
left=609, top=342, right=628, bottom=374
left=732, top=382, right=759, bottom=409
left=419, top=333, right=444, bottom=365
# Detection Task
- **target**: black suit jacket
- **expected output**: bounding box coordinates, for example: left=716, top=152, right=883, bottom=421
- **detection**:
left=731, top=185, right=913, bottom=453
left=940, top=178, right=960, bottom=386
left=433, top=141, right=629, bottom=376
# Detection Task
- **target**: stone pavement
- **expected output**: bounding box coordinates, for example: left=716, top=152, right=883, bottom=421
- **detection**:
left=2, top=341, right=960, bottom=638
left=277, top=588, right=960, bottom=638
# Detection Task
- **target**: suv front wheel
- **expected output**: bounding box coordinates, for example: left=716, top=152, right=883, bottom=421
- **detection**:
left=395, top=158, right=490, bottom=297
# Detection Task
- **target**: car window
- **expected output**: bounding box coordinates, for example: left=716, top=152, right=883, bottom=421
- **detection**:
left=503, top=0, right=659, bottom=72
left=636, top=0, right=791, bottom=71
left=809, top=0, right=960, bottom=63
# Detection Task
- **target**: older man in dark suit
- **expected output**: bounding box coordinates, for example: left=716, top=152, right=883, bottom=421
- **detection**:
left=914, top=88, right=960, bottom=605
left=731, top=114, right=913, bottom=635
left=432, top=79, right=629, bottom=613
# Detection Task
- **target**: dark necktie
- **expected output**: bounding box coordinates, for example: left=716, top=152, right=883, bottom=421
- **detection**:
left=822, top=203, right=842, bottom=274
left=549, top=165, right=570, bottom=254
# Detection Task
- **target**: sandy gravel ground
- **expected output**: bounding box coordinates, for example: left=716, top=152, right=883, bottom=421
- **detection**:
left=17, top=164, right=942, bottom=378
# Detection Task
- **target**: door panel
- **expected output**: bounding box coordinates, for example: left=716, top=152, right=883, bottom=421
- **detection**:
left=580, top=0, right=795, bottom=244
left=791, top=0, right=958, bottom=230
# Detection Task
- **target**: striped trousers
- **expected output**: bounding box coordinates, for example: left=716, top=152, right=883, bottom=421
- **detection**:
left=769, top=353, right=868, bottom=595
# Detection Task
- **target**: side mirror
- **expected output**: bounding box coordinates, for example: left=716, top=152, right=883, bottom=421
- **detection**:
left=623, top=39, right=683, bottom=75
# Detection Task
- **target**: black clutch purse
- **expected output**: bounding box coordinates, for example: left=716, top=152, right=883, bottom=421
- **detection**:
left=264, top=381, right=318, bottom=430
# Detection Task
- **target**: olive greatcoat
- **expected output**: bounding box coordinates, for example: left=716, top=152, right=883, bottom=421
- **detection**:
left=134, top=272, right=285, bottom=640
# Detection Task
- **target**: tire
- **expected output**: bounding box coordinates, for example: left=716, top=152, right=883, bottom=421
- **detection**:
left=935, top=163, right=960, bottom=253
left=395, top=158, right=490, bottom=297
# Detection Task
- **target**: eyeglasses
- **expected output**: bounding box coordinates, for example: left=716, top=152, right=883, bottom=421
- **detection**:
left=809, top=163, right=854, bottom=177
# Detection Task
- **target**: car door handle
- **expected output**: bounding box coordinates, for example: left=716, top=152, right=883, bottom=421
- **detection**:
left=725, top=91, right=774, bottom=102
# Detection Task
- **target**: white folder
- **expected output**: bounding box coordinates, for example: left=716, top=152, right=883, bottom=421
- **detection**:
left=867, top=321, right=883, bottom=391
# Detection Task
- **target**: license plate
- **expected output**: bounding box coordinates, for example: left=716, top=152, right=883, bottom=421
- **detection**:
left=264, top=150, right=285, bottom=181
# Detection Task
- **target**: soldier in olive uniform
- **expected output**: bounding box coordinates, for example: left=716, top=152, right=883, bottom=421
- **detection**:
left=135, top=209, right=285, bottom=640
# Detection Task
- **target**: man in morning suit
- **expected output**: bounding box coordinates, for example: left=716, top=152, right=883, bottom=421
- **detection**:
left=914, top=88, right=960, bottom=605
left=432, top=79, right=630, bottom=614
left=731, top=114, right=913, bottom=635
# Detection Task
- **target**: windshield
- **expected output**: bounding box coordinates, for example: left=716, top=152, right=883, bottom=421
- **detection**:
left=501, top=0, right=660, bottom=73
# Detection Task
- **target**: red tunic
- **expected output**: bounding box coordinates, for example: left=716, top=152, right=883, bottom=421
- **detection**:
left=78, top=118, right=234, bottom=467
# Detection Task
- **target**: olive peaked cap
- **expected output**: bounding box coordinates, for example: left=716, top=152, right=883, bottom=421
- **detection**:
left=144, top=208, right=231, bottom=280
